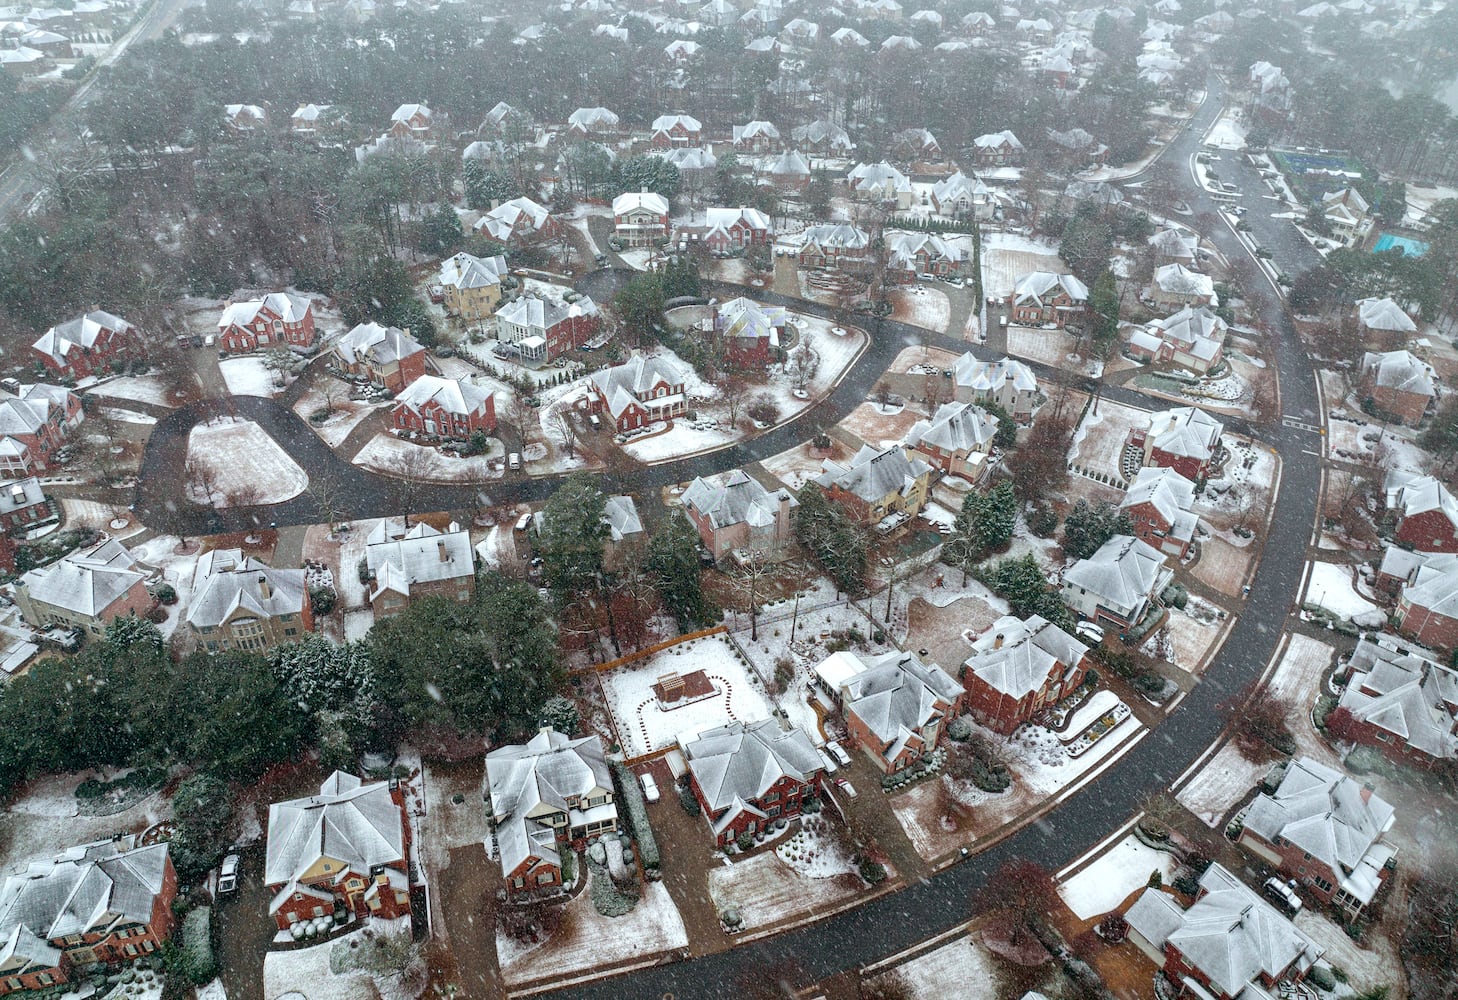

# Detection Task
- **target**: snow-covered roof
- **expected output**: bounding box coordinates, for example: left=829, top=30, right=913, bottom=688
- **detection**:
left=186, top=549, right=308, bottom=630
left=1146, top=406, right=1223, bottom=460
left=1153, top=263, right=1216, bottom=301
left=963, top=614, right=1088, bottom=699
left=1388, top=473, right=1458, bottom=532
left=769, top=149, right=811, bottom=176
left=486, top=728, right=616, bottom=878
left=1063, top=535, right=1172, bottom=612
left=589, top=354, right=690, bottom=419
left=438, top=251, right=507, bottom=291
left=650, top=113, right=701, bottom=134
left=683, top=470, right=795, bottom=531
left=824, top=650, right=962, bottom=745
left=1361, top=350, right=1435, bottom=398
left=497, top=293, right=599, bottom=335
left=681, top=718, right=822, bottom=813
left=953, top=353, right=1037, bottom=397
left=264, top=772, right=405, bottom=897
left=814, top=444, right=931, bottom=505
left=333, top=322, right=425, bottom=367
left=903, top=400, right=996, bottom=456
left=846, top=161, right=911, bottom=194
left=218, top=292, right=311, bottom=330
left=17, top=537, right=143, bottom=619
left=801, top=223, right=869, bottom=251
left=1338, top=635, right=1458, bottom=760
left=390, top=102, right=431, bottom=123
left=1355, top=297, right=1416, bottom=334
left=732, top=120, right=779, bottom=144
left=393, top=375, right=493, bottom=418
left=613, top=190, right=670, bottom=216
left=791, top=119, right=853, bottom=149
left=365, top=521, right=474, bottom=598
left=0, top=840, right=171, bottom=944
left=476, top=196, right=552, bottom=241
left=973, top=129, right=1021, bottom=150
left=603, top=495, right=643, bottom=542
left=1012, top=271, right=1089, bottom=307
left=32, top=310, right=132, bottom=366
left=1119, top=466, right=1199, bottom=542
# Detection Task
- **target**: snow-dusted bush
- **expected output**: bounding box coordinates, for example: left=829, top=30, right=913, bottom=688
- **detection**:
left=587, top=859, right=638, bottom=917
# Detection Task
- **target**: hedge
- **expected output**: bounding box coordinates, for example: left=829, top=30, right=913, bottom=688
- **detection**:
left=610, top=762, right=660, bottom=871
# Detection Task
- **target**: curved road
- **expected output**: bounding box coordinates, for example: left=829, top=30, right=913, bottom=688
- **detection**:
left=126, top=76, right=1328, bottom=999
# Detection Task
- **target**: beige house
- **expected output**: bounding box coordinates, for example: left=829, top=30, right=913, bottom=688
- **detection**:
left=438, top=252, right=507, bottom=320
left=186, top=549, right=312, bottom=653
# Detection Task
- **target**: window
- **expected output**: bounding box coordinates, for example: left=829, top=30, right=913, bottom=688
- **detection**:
left=38, top=974, right=54, bottom=986
left=312, top=906, right=325, bottom=917
left=512, top=877, right=525, bottom=888
left=1314, top=876, right=1333, bottom=893
left=537, top=871, right=555, bottom=885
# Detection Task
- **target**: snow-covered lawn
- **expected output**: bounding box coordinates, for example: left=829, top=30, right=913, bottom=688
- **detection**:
left=291, top=384, right=391, bottom=449
left=867, top=932, right=1004, bottom=998
left=1175, top=740, right=1272, bottom=828
left=888, top=286, right=951, bottom=333
left=86, top=375, right=177, bottom=408
left=220, top=356, right=285, bottom=397
left=1006, top=325, right=1092, bottom=372
left=1190, top=535, right=1256, bottom=597
left=98, top=406, right=157, bottom=425
left=0, top=769, right=173, bottom=876
left=1295, top=905, right=1404, bottom=996
left=185, top=418, right=308, bottom=506
left=891, top=345, right=964, bottom=375
left=621, top=420, right=742, bottom=464
left=1264, top=633, right=1342, bottom=768
left=496, top=880, right=687, bottom=987
left=598, top=634, right=773, bottom=758
left=262, top=916, right=416, bottom=1000
left=838, top=400, right=925, bottom=450
left=1203, top=108, right=1248, bottom=150
left=1150, top=603, right=1226, bottom=676
left=353, top=432, right=502, bottom=482
left=1066, top=398, right=1147, bottom=482
left=1059, top=835, right=1180, bottom=920
left=760, top=441, right=839, bottom=492
left=707, top=847, right=868, bottom=931
left=1304, top=560, right=1379, bottom=622
left=59, top=499, right=144, bottom=539
left=981, top=232, right=1065, bottom=300
left=775, top=814, right=857, bottom=877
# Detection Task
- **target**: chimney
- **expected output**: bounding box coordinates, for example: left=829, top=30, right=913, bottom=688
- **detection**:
left=438, top=540, right=449, bottom=562
left=257, top=573, right=271, bottom=599
left=993, top=633, right=1004, bottom=650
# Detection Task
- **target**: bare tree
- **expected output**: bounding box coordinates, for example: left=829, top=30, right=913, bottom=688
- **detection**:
left=390, top=445, right=437, bottom=527
left=549, top=407, right=579, bottom=459
left=307, top=469, right=347, bottom=530
left=318, top=377, right=345, bottom=418
left=226, top=482, right=264, bottom=509
left=185, top=457, right=221, bottom=508
left=506, top=392, right=536, bottom=448
left=730, top=548, right=775, bottom=641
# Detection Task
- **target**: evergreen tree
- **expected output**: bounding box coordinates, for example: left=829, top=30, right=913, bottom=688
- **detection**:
left=462, top=159, right=514, bottom=209
left=793, top=484, right=867, bottom=595
left=1062, top=500, right=1134, bottom=561
left=537, top=473, right=609, bottom=596
left=1090, top=270, right=1121, bottom=349
left=955, top=480, right=1018, bottom=558
left=646, top=516, right=715, bottom=630
left=615, top=155, right=681, bottom=199
left=983, top=554, right=1073, bottom=628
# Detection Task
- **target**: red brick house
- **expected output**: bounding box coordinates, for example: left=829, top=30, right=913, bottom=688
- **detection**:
left=681, top=718, right=825, bottom=845
left=332, top=322, right=428, bottom=392
left=587, top=354, right=689, bottom=432
left=495, top=293, right=601, bottom=362
left=14, top=538, right=149, bottom=639
left=702, top=206, right=773, bottom=251
left=712, top=297, right=785, bottom=372
left=0, top=383, right=84, bottom=476
left=960, top=614, right=1090, bottom=734
left=485, top=729, right=619, bottom=901
left=1238, top=756, right=1397, bottom=919
left=217, top=293, right=316, bottom=353
left=1333, top=635, right=1458, bottom=767
left=649, top=113, right=702, bottom=148
left=0, top=838, right=177, bottom=995
left=0, top=477, right=52, bottom=534
left=1130, top=406, right=1224, bottom=481
left=797, top=224, right=871, bottom=269
left=1387, top=474, right=1458, bottom=552
left=814, top=651, right=964, bottom=773
left=264, top=772, right=413, bottom=931
left=388, top=103, right=432, bottom=139
left=972, top=130, right=1023, bottom=167
left=391, top=375, right=496, bottom=438
left=31, top=310, right=143, bottom=380
left=1360, top=350, right=1437, bottom=427
left=1008, top=271, right=1090, bottom=328
left=1118, top=466, right=1200, bottom=559
left=364, top=520, right=475, bottom=619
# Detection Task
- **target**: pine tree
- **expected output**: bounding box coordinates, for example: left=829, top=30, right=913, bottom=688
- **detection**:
left=537, top=473, right=609, bottom=596
left=646, top=516, right=714, bottom=629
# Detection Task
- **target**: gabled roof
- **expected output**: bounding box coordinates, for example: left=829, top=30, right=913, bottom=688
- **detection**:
left=186, top=549, right=308, bottom=629
left=589, top=355, right=689, bottom=418
left=264, top=772, right=404, bottom=898
left=973, top=129, right=1022, bottom=149
left=0, top=840, right=171, bottom=945
left=18, top=538, right=144, bottom=618
left=1063, top=535, right=1171, bottom=610
left=732, top=120, right=779, bottom=143
left=814, top=444, right=931, bottom=504
left=827, top=651, right=961, bottom=744
left=887, top=232, right=969, bottom=270
left=769, top=149, right=811, bottom=176
left=904, top=400, right=996, bottom=456
left=567, top=106, right=619, bottom=131
left=393, top=375, right=493, bottom=418
left=791, top=119, right=853, bottom=149
left=801, top=223, right=869, bottom=251
left=1119, top=466, right=1198, bottom=539
left=438, top=251, right=507, bottom=291
left=846, top=161, right=911, bottom=194
left=486, top=729, right=615, bottom=877
left=218, top=292, right=311, bottom=330
left=715, top=296, right=785, bottom=343
left=681, top=718, right=822, bottom=812
left=1389, top=473, right=1458, bottom=532
left=953, top=353, right=1038, bottom=396
left=390, top=102, right=431, bottom=123
left=964, top=614, right=1088, bottom=699
left=477, top=197, right=552, bottom=241
left=365, top=521, right=474, bottom=596
left=32, top=310, right=133, bottom=365
left=1339, top=635, right=1458, bottom=760
left=1146, top=406, right=1223, bottom=460
left=497, top=293, right=599, bottom=333
left=1153, top=263, right=1217, bottom=302
left=613, top=190, right=670, bottom=216
left=931, top=170, right=989, bottom=208
left=603, top=495, right=643, bottom=542
left=1355, top=297, right=1416, bottom=334
left=333, top=322, right=425, bottom=367
left=657, top=146, right=717, bottom=170
left=704, top=206, right=772, bottom=237
left=650, top=113, right=701, bottom=134
left=1012, top=271, right=1089, bottom=307
left=1361, top=350, right=1436, bottom=398
left=1147, top=306, right=1227, bottom=361
left=683, top=470, right=795, bottom=531
left=1400, top=550, right=1458, bottom=620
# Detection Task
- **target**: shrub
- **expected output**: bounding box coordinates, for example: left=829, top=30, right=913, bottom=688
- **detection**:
left=736, top=831, right=753, bottom=852
left=946, top=718, right=972, bottom=742
left=560, top=851, right=576, bottom=886
left=153, top=583, right=178, bottom=605
left=859, top=859, right=887, bottom=885
left=1307, top=966, right=1337, bottom=992
left=587, top=859, right=638, bottom=917
left=678, top=784, right=701, bottom=815
left=309, top=586, right=337, bottom=615
left=610, top=762, right=660, bottom=870
left=1098, top=912, right=1129, bottom=943
left=1147, top=870, right=1163, bottom=888
left=1172, top=871, right=1200, bottom=895
left=164, top=908, right=215, bottom=985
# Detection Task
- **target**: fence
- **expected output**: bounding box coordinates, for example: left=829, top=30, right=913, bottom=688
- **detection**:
left=590, top=625, right=729, bottom=673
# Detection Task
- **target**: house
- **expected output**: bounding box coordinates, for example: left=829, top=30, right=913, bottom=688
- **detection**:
left=612, top=190, right=671, bottom=247
left=814, top=444, right=933, bottom=533
left=494, top=293, right=601, bottom=362
left=475, top=197, right=557, bottom=244
left=14, top=538, right=150, bottom=638
left=1334, top=635, right=1458, bottom=767
left=846, top=161, right=913, bottom=209
left=791, top=119, right=854, bottom=155
left=1150, top=263, right=1217, bottom=310
left=0, top=46, right=48, bottom=77
left=1119, top=467, right=1200, bottom=559
left=1359, top=350, right=1436, bottom=427
left=187, top=550, right=312, bottom=653
left=566, top=106, right=620, bottom=136
left=1008, top=271, right=1090, bottom=328
left=649, top=113, right=702, bottom=147
left=217, top=293, right=316, bottom=353
left=903, top=401, right=998, bottom=483
left=682, top=470, right=797, bottom=561
left=929, top=171, right=993, bottom=219
left=951, top=353, right=1038, bottom=421
left=1387, top=474, right=1458, bottom=552
left=587, top=354, right=689, bottom=432
left=731, top=120, right=780, bottom=152
left=480, top=101, right=527, bottom=135
left=711, top=296, right=784, bottom=371
left=702, top=206, right=773, bottom=251
left=1062, top=535, right=1173, bottom=632
left=264, top=771, right=412, bottom=930
left=364, top=520, right=475, bottom=619
left=602, top=495, right=644, bottom=572
left=680, top=718, right=824, bottom=846
left=1148, top=227, right=1199, bottom=268
left=388, top=103, right=432, bottom=139
left=224, top=103, right=265, bottom=133
left=1321, top=188, right=1371, bottom=246
left=392, top=375, right=496, bottom=438
left=1355, top=297, right=1416, bottom=340
left=1125, top=864, right=1323, bottom=1000
left=1239, top=756, right=1397, bottom=919
left=797, top=224, right=871, bottom=269
left=485, top=728, right=619, bottom=900
left=31, top=310, right=142, bottom=380
left=886, top=232, right=970, bottom=281
left=438, top=252, right=507, bottom=320
left=814, top=650, right=962, bottom=773
left=1391, top=551, right=1458, bottom=649
left=290, top=103, right=334, bottom=136
left=829, top=26, right=870, bottom=48
left=332, top=322, right=427, bottom=392
left=1047, top=128, right=1109, bottom=167
left=766, top=149, right=811, bottom=190
left=0, top=383, right=84, bottom=476
left=1131, top=407, right=1224, bottom=481
left=656, top=146, right=717, bottom=177
left=972, top=130, right=1023, bottom=168
left=0, top=838, right=176, bottom=993
left=1127, top=306, right=1228, bottom=374
left=891, top=127, right=940, bottom=161
left=960, top=615, right=1090, bottom=734
left=663, top=38, right=701, bottom=62
left=0, top=477, right=50, bottom=534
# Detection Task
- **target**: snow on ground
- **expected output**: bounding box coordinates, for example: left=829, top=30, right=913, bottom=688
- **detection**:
left=598, top=634, right=773, bottom=758
left=61, top=499, right=144, bottom=538
left=1059, top=834, right=1179, bottom=920
left=1304, top=560, right=1378, bottom=621
left=496, top=880, right=687, bottom=986
left=775, top=814, right=857, bottom=878
left=1007, top=324, right=1083, bottom=370
left=891, top=345, right=964, bottom=375
left=707, top=848, right=867, bottom=931
left=838, top=400, right=925, bottom=450
left=759, top=441, right=833, bottom=492
left=1404, top=183, right=1458, bottom=227
left=1295, top=904, right=1404, bottom=996
left=197, top=980, right=227, bottom=1000
left=291, top=384, right=391, bottom=449
left=344, top=609, right=374, bottom=642
left=86, top=376, right=176, bottom=408
left=569, top=217, right=601, bottom=256
left=128, top=534, right=204, bottom=639
left=0, top=769, right=173, bottom=874
left=1066, top=397, right=1149, bottom=481
left=622, top=420, right=742, bottom=464
left=870, top=933, right=1003, bottom=999
left=98, top=406, right=157, bottom=425
left=889, top=286, right=951, bottom=333
left=1264, top=633, right=1343, bottom=768
left=1175, top=740, right=1272, bottom=828
left=353, top=432, right=502, bottom=482
left=981, top=231, right=1065, bottom=300
left=219, top=356, right=284, bottom=397
left=1152, top=604, right=1224, bottom=675
left=1203, top=108, right=1248, bottom=150
left=185, top=418, right=308, bottom=506
left=617, top=248, right=653, bottom=271
left=262, top=916, right=414, bottom=1000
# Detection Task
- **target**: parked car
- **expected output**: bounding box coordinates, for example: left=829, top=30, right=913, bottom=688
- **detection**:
left=594, top=254, right=609, bottom=266
left=834, top=777, right=857, bottom=798
left=826, top=740, right=852, bottom=767
left=218, top=854, right=240, bottom=894
left=817, top=748, right=839, bottom=774
left=639, top=772, right=660, bottom=803
left=1263, top=877, right=1302, bottom=916
left=1075, top=621, right=1106, bottom=646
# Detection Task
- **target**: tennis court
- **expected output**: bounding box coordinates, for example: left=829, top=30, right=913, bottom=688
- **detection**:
left=1373, top=233, right=1428, bottom=256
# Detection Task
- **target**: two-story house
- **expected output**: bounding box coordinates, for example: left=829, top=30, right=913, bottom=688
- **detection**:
left=0, top=838, right=176, bottom=995
left=797, top=224, right=871, bottom=269
left=187, top=549, right=312, bottom=653
left=680, top=718, right=824, bottom=846
left=961, top=615, right=1090, bottom=734
left=587, top=354, right=689, bottom=432
left=475, top=197, right=557, bottom=244
left=791, top=119, right=854, bottom=155
left=224, top=103, right=265, bottom=133
left=495, top=293, right=601, bottom=363
left=972, top=130, right=1023, bottom=168
left=1130, top=406, right=1224, bottom=481
left=438, top=252, right=507, bottom=320
left=814, top=651, right=963, bottom=773
left=332, top=322, right=428, bottom=393
left=649, top=113, right=702, bottom=147
left=731, top=120, right=780, bottom=153
left=903, top=401, right=998, bottom=484
left=612, top=191, right=671, bottom=247
left=264, top=771, right=412, bottom=930
left=1386, top=474, right=1458, bottom=552
left=391, top=375, right=496, bottom=439
left=1355, top=297, right=1417, bottom=342
left=1150, top=263, right=1217, bottom=310
left=0, top=477, right=51, bottom=534
left=14, top=538, right=149, bottom=639
left=0, top=383, right=83, bottom=476
left=217, top=293, right=317, bottom=353
left=1127, top=306, right=1228, bottom=374
left=813, top=444, right=933, bottom=533
left=1239, top=756, right=1397, bottom=919
left=712, top=296, right=784, bottom=372
left=364, top=520, right=475, bottom=619
left=701, top=206, right=773, bottom=251
left=1334, top=635, right=1458, bottom=767
left=388, top=103, right=432, bottom=139
left=885, top=232, right=970, bottom=281
left=1061, top=535, right=1173, bottom=632
left=682, top=470, right=797, bottom=563
left=565, top=106, right=620, bottom=137
left=31, top=311, right=143, bottom=380
left=484, top=728, right=619, bottom=900
left=1359, top=350, right=1437, bottom=427
left=845, top=161, right=913, bottom=209
left=929, top=171, right=993, bottom=219
left=1118, top=466, right=1200, bottom=559
left=1008, top=271, right=1089, bottom=328
left=952, top=353, right=1038, bottom=422
left=1387, top=550, right=1458, bottom=650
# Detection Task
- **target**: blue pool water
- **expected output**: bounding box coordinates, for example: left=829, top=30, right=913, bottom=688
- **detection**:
left=1373, top=233, right=1429, bottom=256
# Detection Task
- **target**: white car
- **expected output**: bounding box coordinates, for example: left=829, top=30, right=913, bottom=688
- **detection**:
left=217, top=854, right=240, bottom=894
left=639, top=772, right=660, bottom=803
left=826, top=740, right=852, bottom=767
left=834, top=777, right=857, bottom=798
left=817, top=748, right=839, bottom=774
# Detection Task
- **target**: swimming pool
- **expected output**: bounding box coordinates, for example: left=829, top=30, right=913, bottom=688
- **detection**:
left=1373, top=233, right=1429, bottom=256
